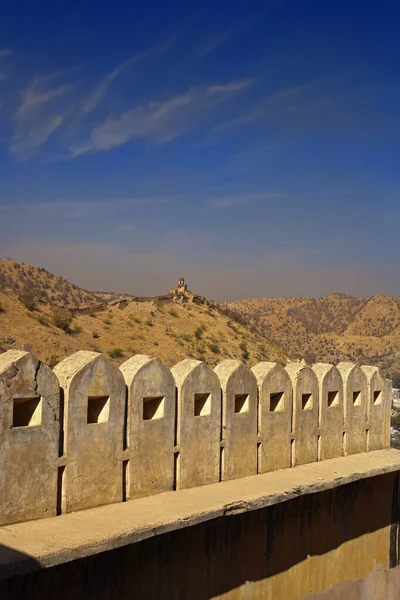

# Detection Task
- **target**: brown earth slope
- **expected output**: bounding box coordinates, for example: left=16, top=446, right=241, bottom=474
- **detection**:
left=0, top=259, right=287, bottom=369
left=220, top=293, right=400, bottom=381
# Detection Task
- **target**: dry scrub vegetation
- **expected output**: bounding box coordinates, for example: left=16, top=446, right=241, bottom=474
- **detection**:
left=0, top=259, right=286, bottom=369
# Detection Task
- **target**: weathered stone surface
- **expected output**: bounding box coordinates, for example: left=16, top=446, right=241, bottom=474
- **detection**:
left=313, top=363, right=344, bottom=460
left=120, top=355, right=175, bottom=499
left=337, top=363, right=367, bottom=455
left=362, top=365, right=390, bottom=451
left=285, top=363, right=319, bottom=466
left=214, top=360, right=258, bottom=480
left=54, top=351, right=125, bottom=513
left=171, top=359, right=221, bottom=489
left=252, top=362, right=292, bottom=472
left=0, top=448, right=398, bottom=580
left=0, top=350, right=59, bottom=525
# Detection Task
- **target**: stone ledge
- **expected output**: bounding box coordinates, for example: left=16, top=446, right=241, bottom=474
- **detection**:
left=0, top=448, right=400, bottom=580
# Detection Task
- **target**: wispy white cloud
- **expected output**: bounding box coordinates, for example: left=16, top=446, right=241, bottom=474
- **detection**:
left=10, top=114, right=70, bottom=160
left=71, top=78, right=254, bottom=156
left=16, top=78, right=72, bottom=120
left=81, top=38, right=175, bottom=115
left=206, top=79, right=254, bottom=94
left=215, top=78, right=333, bottom=131
left=10, top=73, right=74, bottom=160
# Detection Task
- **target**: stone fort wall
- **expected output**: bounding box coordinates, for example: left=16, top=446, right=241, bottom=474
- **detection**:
left=0, top=350, right=392, bottom=526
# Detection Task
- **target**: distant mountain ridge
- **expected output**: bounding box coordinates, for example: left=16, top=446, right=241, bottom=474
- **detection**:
left=219, top=293, right=400, bottom=383
left=1, top=257, right=399, bottom=384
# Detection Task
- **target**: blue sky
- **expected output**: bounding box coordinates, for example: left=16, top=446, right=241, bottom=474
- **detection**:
left=0, top=0, right=399, bottom=299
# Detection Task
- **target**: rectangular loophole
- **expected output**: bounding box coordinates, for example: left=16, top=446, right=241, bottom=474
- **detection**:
left=270, top=392, right=284, bottom=412
left=87, top=396, right=110, bottom=424
left=302, top=393, right=312, bottom=410
left=122, top=459, right=129, bottom=502
left=373, top=390, right=382, bottom=405
left=353, top=391, right=361, bottom=406
left=235, top=394, right=249, bottom=413
left=143, top=396, right=165, bottom=420
left=13, top=397, right=42, bottom=427
left=327, top=390, right=339, bottom=407
left=194, top=393, right=211, bottom=416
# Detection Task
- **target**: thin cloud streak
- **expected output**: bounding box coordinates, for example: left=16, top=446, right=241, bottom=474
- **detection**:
left=209, top=192, right=287, bottom=209
left=16, top=79, right=72, bottom=120
left=10, top=73, right=74, bottom=160
left=71, top=78, right=254, bottom=156
left=71, top=79, right=253, bottom=158
left=81, top=38, right=176, bottom=115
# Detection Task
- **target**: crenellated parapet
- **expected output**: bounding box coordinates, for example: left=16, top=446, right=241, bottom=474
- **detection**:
left=0, top=350, right=392, bottom=526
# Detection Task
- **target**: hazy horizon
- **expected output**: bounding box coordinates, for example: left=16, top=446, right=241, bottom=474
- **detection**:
left=1, top=1, right=399, bottom=299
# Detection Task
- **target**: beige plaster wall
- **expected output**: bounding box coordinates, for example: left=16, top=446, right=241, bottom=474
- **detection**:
left=337, top=363, right=367, bottom=455
left=313, top=363, right=344, bottom=460
left=0, top=349, right=393, bottom=527
left=252, top=362, right=292, bottom=472
left=120, top=355, right=175, bottom=499
left=214, top=360, right=258, bottom=481
left=171, top=359, right=221, bottom=489
left=285, top=364, right=319, bottom=466
left=54, top=351, right=125, bottom=513
left=1, top=472, right=398, bottom=600
left=0, top=351, right=59, bottom=525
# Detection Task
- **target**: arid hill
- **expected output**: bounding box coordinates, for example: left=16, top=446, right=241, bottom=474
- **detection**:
left=0, top=259, right=287, bottom=369
left=0, top=258, right=120, bottom=308
left=219, top=293, right=400, bottom=383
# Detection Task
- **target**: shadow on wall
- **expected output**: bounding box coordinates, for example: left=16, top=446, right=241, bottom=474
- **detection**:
left=0, top=545, right=41, bottom=591
left=0, top=474, right=399, bottom=600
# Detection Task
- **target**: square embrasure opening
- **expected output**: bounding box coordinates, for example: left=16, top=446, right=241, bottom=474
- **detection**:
left=327, top=390, right=339, bottom=407
left=194, top=393, right=211, bottom=416
left=143, top=396, right=165, bottom=420
left=302, top=393, right=313, bottom=410
left=235, top=394, right=249, bottom=414
left=13, top=396, right=42, bottom=427
left=270, top=391, right=284, bottom=412
left=87, top=396, right=110, bottom=424
left=373, top=390, right=382, bottom=405
left=353, top=391, right=361, bottom=406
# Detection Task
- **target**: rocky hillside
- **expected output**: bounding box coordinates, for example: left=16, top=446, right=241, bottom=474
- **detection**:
left=219, top=294, right=400, bottom=383
left=0, top=258, right=121, bottom=308
left=0, top=259, right=287, bottom=369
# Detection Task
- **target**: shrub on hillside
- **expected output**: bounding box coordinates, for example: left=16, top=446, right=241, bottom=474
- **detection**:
left=109, top=348, right=124, bottom=358
left=46, top=354, right=60, bottom=368
left=19, top=286, right=37, bottom=311
left=52, top=307, right=73, bottom=332
left=208, top=343, right=220, bottom=354
left=194, top=327, right=204, bottom=340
